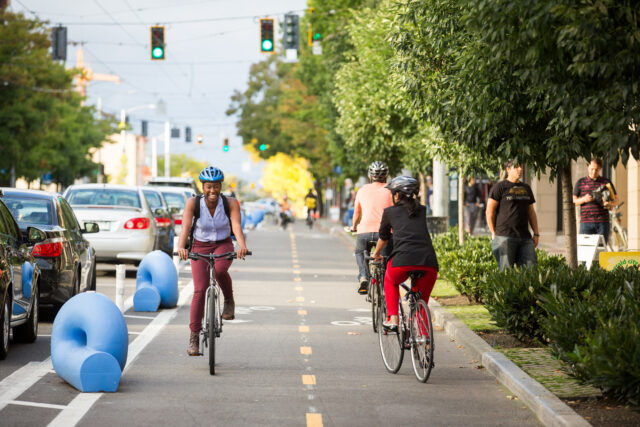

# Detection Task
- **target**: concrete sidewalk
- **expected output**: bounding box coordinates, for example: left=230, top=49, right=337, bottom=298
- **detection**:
left=316, top=218, right=590, bottom=427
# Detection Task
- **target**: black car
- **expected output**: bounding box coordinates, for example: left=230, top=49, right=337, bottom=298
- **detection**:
left=1, top=189, right=99, bottom=311
left=142, top=187, right=174, bottom=256
left=0, top=193, right=43, bottom=359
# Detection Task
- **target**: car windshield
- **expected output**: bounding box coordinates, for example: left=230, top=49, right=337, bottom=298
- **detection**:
left=66, top=189, right=141, bottom=208
left=161, top=192, right=186, bottom=209
left=143, top=190, right=164, bottom=209
left=3, top=195, right=54, bottom=226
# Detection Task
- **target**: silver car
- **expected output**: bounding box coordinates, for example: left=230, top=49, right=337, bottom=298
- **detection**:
left=151, top=186, right=196, bottom=237
left=63, top=184, right=157, bottom=263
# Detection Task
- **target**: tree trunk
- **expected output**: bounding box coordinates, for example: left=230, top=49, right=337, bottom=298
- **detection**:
left=458, top=170, right=465, bottom=245
left=560, top=165, right=578, bottom=269
left=419, top=172, right=427, bottom=207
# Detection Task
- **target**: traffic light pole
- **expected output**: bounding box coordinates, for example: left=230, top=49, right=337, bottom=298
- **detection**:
left=164, top=121, right=171, bottom=177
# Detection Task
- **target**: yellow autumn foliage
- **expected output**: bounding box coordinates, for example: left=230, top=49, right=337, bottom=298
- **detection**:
left=261, top=153, right=315, bottom=217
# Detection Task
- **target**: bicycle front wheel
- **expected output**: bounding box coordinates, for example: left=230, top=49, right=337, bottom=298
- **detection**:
left=378, top=300, right=404, bottom=374
left=410, top=299, right=434, bottom=383
left=208, top=290, right=217, bottom=375
left=370, top=278, right=380, bottom=333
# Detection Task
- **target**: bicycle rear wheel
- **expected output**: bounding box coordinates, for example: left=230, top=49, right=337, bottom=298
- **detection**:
left=378, top=299, right=404, bottom=373
left=370, top=278, right=379, bottom=333
left=208, top=290, right=217, bottom=375
left=410, top=299, right=434, bottom=382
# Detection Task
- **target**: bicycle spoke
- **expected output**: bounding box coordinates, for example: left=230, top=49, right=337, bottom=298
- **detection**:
left=411, top=299, right=434, bottom=383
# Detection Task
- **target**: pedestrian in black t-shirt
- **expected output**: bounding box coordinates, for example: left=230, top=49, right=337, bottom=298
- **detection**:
left=372, top=176, right=439, bottom=331
left=463, top=177, right=482, bottom=235
left=486, top=160, right=539, bottom=271
left=573, top=157, right=618, bottom=244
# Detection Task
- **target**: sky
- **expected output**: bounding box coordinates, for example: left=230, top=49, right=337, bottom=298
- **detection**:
left=9, top=0, right=308, bottom=185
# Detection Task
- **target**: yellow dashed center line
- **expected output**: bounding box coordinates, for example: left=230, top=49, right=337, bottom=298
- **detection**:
left=302, top=375, right=316, bottom=385
left=307, top=413, right=323, bottom=427
left=300, top=346, right=312, bottom=355
left=295, top=286, right=303, bottom=291
left=299, top=325, right=309, bottom=333
left=294, top=277, right=301, bottom=282
left=296, top=296, right=305, bottom=302
left=298, top=309, right=307, bottom=315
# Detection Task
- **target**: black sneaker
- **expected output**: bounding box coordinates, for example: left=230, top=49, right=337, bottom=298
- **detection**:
left=382, top=321, right=398, bottom=334
left=358, top=279, right=368, bottom=295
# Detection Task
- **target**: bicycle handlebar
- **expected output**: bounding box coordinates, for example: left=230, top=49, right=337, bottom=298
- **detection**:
left=172, top=251, right=252, bottom=261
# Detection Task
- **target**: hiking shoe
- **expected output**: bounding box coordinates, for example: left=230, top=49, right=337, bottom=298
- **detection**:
left=222, top=298, right=235, bottom=320
left=358, top=278, right=368, bottom=295
left=187, top=332, right=199, bottom=356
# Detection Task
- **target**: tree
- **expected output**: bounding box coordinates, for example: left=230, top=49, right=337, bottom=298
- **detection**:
left=260, top=153, right=315, bottom=215
left=0, top=11, right=116, bottom=187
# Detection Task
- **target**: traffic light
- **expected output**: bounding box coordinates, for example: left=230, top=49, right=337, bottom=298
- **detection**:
left=196, top=134, right=203, bottom=145
left=141, top=120, right=148, bottom=137
left=185, top=127, right=192, bottom=143
left=260, top=18, right=275, bottom=53
left=223, top=138, right=230, bottom=152
left=51, top=26, right=67, bottom=61
left=283, top=14, right=299, bottom=50
left=259, top=143, right=267, bottom=151
left=150, top=26, right=165, bottom=60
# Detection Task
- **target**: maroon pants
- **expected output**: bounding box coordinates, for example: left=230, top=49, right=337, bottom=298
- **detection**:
left=384, top=260, right=438, bottom=316
left=189, top=238, right=234, bottom=332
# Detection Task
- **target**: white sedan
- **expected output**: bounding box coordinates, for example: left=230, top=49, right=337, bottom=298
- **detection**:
left=63, top=184, right=158, bottom=263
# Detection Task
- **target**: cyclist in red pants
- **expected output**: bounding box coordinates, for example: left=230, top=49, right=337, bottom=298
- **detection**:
left=372, top=176, right=439, bottom=332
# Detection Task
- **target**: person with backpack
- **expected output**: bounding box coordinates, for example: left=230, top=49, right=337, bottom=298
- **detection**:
left=177, top=166, right=249, bottom=356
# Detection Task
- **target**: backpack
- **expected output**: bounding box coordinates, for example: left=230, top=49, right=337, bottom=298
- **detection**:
left=186, top=194, right=233, bottom=250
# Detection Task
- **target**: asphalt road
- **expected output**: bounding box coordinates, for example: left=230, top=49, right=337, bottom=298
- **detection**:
left=0, top=222, right=540, bottom=426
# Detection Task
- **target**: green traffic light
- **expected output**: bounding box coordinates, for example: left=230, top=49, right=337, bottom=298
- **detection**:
left=259, top=143, right=267, bottom=151
left=152, top=47, right=164, bottom=59
left=223, top=145, right=229, bottom=152
left=261, top=39, right=273, bottom=52
left=313, top=33, right=321, bottom=41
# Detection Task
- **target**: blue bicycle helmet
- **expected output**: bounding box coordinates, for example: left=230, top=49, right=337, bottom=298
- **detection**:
left=199, top=166, right=224, bottom=182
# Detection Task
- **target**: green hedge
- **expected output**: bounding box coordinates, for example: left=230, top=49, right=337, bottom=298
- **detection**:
left=431, top=228, right=495, bottom=302
left=540, top=266, right=640, bottom=404
left=483, top=250, right=569, bottom=341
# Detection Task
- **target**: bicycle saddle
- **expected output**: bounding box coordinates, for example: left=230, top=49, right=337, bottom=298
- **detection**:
left=408, top=270, right=426, bottom=281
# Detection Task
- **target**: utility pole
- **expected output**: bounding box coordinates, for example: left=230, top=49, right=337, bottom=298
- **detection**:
left=164, top=121, right=170, bottom=177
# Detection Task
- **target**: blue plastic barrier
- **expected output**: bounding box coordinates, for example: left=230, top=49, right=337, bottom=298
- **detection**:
left=51, top=292, right=128, bottom=392
left=133, top=250, right=178, bottom=312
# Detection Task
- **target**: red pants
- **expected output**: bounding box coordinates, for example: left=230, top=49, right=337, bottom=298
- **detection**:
left=189, top=238, right=235, bottom=332
left=384, top=260, right=438, bottom=316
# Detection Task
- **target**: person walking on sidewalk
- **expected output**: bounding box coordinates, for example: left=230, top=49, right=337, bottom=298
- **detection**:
left=486, top=159, right=539, bottom=271
left=371, top=176, right=438, bottom=331
left=573, top=157, right=618, bottom=244
left=464, top=177, right=482, bottom=235
left=350, top=161, right=393, bottom=295
left=177, top=166, right=249, bottom=356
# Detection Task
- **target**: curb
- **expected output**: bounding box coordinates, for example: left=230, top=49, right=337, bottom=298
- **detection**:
left=319, top=221, right=590, bottom=427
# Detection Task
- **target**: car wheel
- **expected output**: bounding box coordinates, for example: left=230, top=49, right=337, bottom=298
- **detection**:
left=90, top=262, right=97, bottom=291
left=0, top=295, right=11, bottom=359
left=13, top=285, right=38, bottom=343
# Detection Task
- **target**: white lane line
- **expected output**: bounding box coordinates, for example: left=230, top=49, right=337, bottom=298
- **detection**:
left=10, top=400, right=67, bottom=410
left=123, top=314, right=154, bottom=320
left=0, top=359, right=54, bottom=411
left=47, top=280, right=194, bottom=427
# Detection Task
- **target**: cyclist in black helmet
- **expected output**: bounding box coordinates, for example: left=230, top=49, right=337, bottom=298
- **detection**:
left=372, top=176, right=439, bottom=332
left=177, top=166, right=249, bottom=356
left=350, top=161, right=393, bottom=295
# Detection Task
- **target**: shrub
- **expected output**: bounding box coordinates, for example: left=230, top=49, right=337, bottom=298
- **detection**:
left=483, top=251, right=569, bottom=341
left=540, top=267, right=640, bottom=404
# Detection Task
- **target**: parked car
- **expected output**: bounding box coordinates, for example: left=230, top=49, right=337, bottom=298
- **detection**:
left=141, top=187, right=174, bottom=256
left=63, top=184, right=158, bottom=264
left=1, top=189, right=99, bottom=310
left=151, top=186, right=196, bottom=237
left=146, top=176, right=200, bottom=194
left=0, top=193, right=43, bottom=359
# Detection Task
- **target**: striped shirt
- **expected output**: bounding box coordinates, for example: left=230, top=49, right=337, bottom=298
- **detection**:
left=573, top=176, right=616, bottom=223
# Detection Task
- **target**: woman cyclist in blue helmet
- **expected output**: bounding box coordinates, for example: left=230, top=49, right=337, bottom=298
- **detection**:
left=177, top=166, right=249, bottom=356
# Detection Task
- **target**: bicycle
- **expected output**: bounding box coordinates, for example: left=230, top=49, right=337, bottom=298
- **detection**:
left=305, top=209, right=316, bottom=229
left=378, top=271, right=435, bottom=382
left=364, top=254, right=386, bottom=333
left=608, top=202, right=628, bottom=251
left=176, top=250, right=252, bottom=375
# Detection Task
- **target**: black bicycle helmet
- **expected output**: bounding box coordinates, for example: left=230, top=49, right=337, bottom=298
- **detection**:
left=385, top=176, right=419, bottom=198
left=367, top=161, right=389, bottom=182
left=199, top=166, right=224, bottom=182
